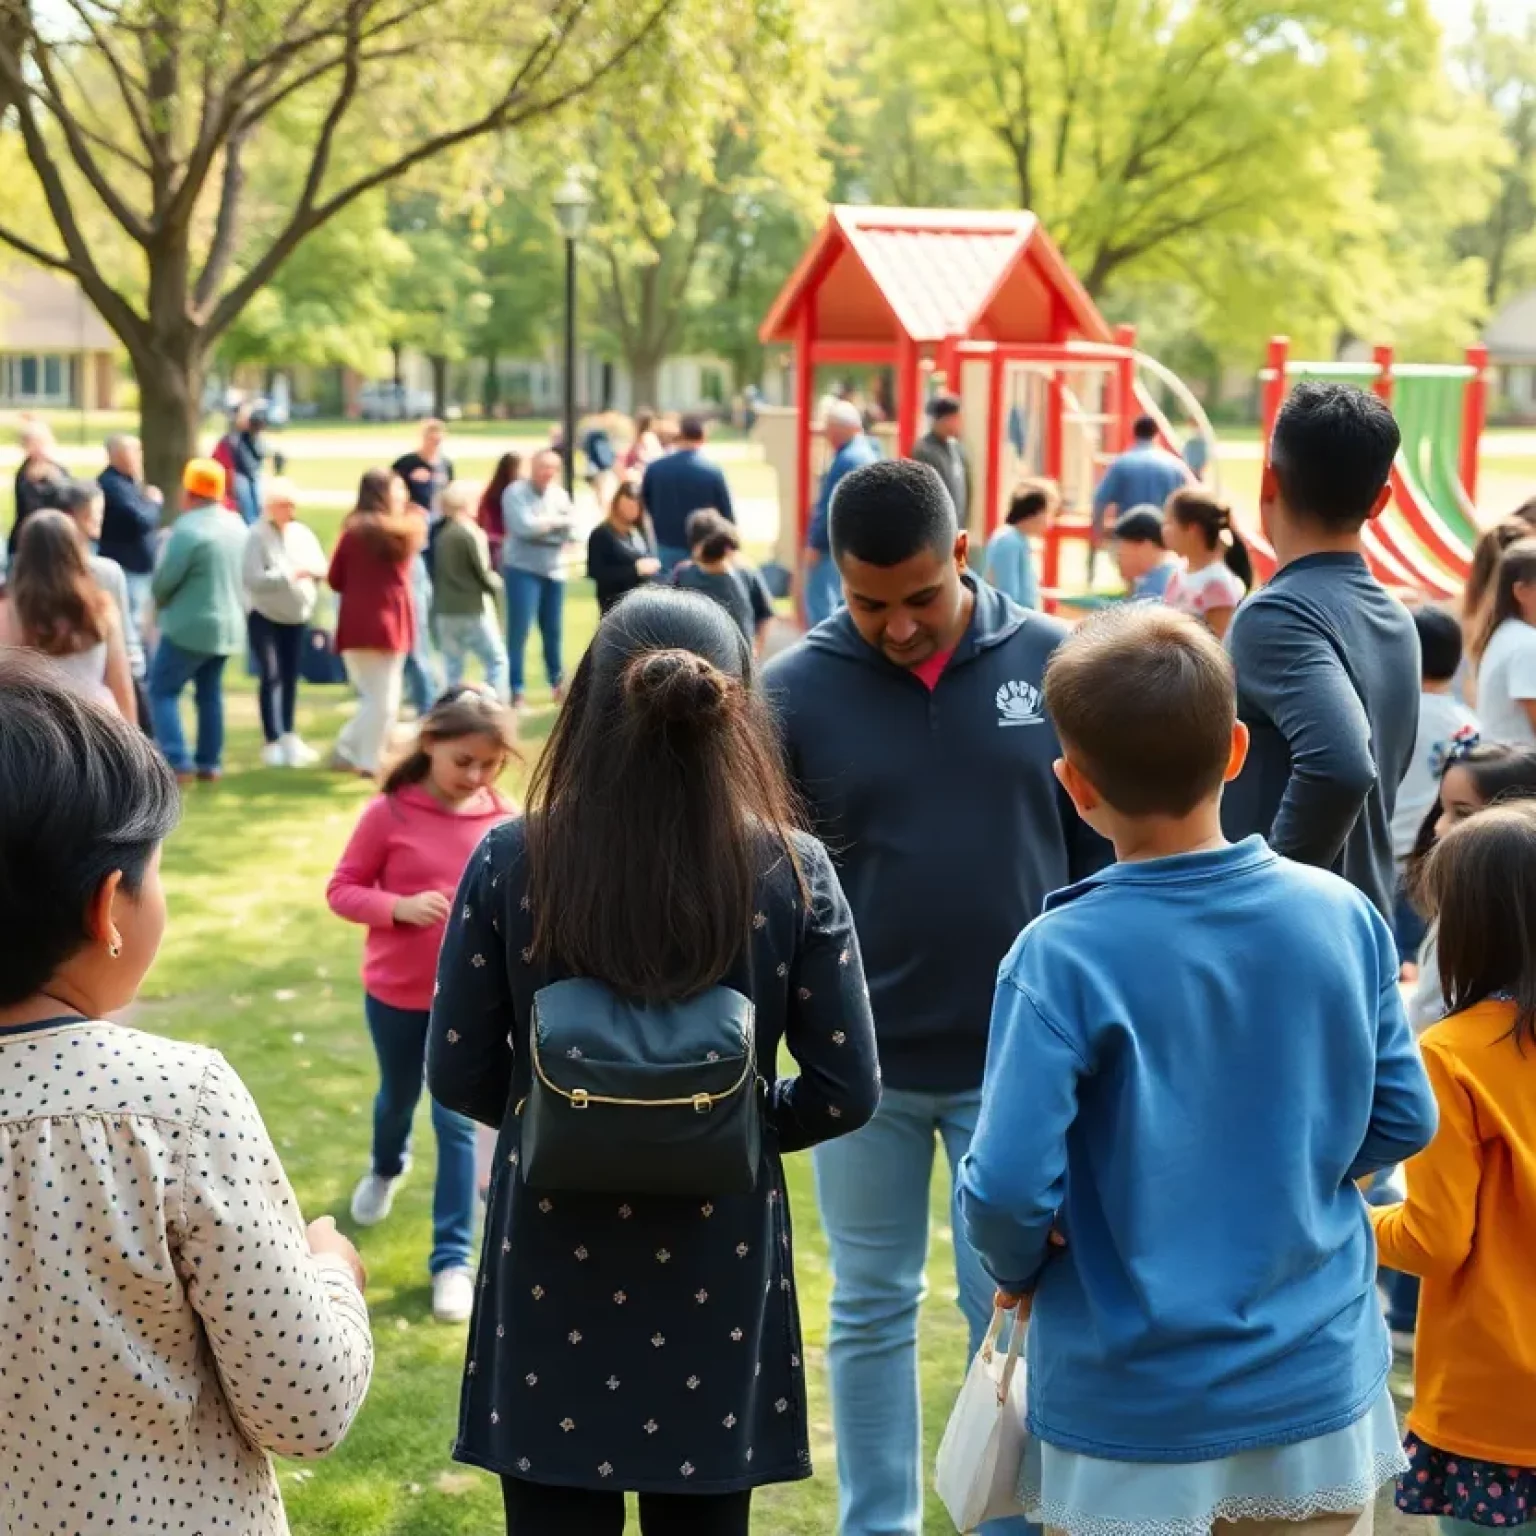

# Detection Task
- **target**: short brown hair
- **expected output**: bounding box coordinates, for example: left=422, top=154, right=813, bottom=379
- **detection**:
left=1006, top=478, right=1060, bottom=527
left=1427, top=800, right=1536, bottom=1050
left=1044, top=604, right=1235, bottom=816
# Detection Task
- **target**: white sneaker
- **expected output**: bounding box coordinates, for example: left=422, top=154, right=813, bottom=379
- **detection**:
left=281, top=733, right=320, bottom=767
left=432, top=1265, right=476, bottom=1324
left=350, top=1169, right=405, bottom=1227
left=261, top=741, right=287, bottom=768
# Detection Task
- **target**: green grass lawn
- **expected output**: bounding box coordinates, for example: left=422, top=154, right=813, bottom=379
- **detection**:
left=144, top=579, right=972, bottom=1535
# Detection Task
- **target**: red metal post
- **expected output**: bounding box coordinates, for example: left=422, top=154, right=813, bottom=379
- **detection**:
left=1113, top=322, right=1138, bottom=453
left=896, top=333, right=920, bottom=456
left=984, top=353, right=1004, bottom=536
left=1261, top=336, right=1290, bottom=464
left=1462, top=344, right=1488, bottom=503
left=793, top=293, right=816, bottom=621
left=1372, top=344, right=1394, bottom=406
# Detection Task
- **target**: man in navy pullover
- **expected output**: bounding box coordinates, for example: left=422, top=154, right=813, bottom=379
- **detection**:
left=639, top=415, right=734, bottom=572
left=97, top=434, right=162, bottom=639
left=763, top=459, right=1106, bottom=1536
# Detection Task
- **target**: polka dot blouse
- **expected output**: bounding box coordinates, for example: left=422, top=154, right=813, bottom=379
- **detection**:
left=0, top=1021, right=374, bottom=1534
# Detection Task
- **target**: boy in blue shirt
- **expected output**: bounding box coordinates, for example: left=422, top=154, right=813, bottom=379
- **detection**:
left=958, top=603, right=1436, bottom=1536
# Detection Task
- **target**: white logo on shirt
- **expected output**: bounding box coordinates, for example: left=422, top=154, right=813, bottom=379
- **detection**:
left=996, top=680, right=1044, bottom=727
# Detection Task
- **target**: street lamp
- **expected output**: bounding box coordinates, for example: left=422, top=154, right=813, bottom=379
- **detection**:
left=552, top=170, right=591, bottom=498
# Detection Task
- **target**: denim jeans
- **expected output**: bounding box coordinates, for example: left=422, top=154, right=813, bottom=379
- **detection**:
left=402, top=554, right=440, bottom=714
left=814, top=1086, right=1038, bottom=1536
left=1393, top=875, right=1429, bottom=969
left=124, top=570, right=154, bottom=668
left=504, top=568, right=565, bottom=696
left=1364, top=1167, right=1420, bottom=1335
left=363, top=993, right=477, bottom=1276
left=247, top=611, right=304, bottom=741
left=147, top=639, right=228, bottom=774
left=437, top=610, right=510, bottom=699
left=804, top=554, right=843, bottom=627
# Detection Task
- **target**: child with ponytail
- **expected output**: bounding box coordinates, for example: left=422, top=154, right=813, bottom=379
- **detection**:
left=326, top=686, right=518, bottom=1323
left=1161, top=487, right=1253, bottom=639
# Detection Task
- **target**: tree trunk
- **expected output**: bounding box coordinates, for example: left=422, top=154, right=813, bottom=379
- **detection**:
left=391, top=343, right=404, bottom=388
left=430, top=354, right=449, bottom=417
left=134, top=341, right=206, bottom=514
left=630, top=356, right=662, bottom=414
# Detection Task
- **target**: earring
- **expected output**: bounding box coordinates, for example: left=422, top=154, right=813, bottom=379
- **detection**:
left=107, top=942, right=121, bottom=959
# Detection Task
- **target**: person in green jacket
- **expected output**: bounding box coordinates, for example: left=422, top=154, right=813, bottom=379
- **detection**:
left=147, top=458, right=249, bottom=782
left=432, top=480, right=509, bottom=699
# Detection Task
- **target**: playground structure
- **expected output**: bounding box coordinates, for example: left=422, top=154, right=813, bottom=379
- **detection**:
left=756, top=206, right=1489, bottom=610
left=1257, top=337, right=1485, bottom=597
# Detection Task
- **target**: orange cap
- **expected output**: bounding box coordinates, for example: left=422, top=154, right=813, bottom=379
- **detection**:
left=182, top=457, right=226, bottom=501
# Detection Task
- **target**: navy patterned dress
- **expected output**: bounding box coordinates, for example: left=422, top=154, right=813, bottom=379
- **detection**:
left=426, top=820, right=880, bottom=1495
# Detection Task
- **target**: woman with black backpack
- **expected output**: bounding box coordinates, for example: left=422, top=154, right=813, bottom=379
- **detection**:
left=427, top=585, right=880, bottom=1535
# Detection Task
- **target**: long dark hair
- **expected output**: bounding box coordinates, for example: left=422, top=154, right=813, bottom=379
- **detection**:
left=1427, top=800, right=1536, bottom=1050
left=1464, top=514, right=1536, bottom=624
left=1405, top=739, right=1536, bottom=913
left=347, top=468, right=423, bottom=563
left=10, top=510, right=111, bottom=655
left=380, top=686, right=519, bottom=795
left=1166, top=487, right=1252, bottom=591
left=1472, top=537, right=1536, bottom=661
left=479, top=452, right=521, bottom=521
left=524, top=587, right=805, bottom=1001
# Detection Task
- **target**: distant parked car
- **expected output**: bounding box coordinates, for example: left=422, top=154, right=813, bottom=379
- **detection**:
left=359, top=381, right=436, bottom=421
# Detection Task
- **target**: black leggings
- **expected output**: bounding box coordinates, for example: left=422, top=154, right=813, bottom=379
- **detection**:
left=501, top=1477, right=751, bottom=1535
left=247, top=611, right=305, bottom=742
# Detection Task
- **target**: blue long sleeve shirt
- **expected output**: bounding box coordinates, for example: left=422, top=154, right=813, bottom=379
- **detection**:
left=807, top=434, right=879, bottom=553
left=983, top=525, right=1038, bottom=609
left=958, top=837, right=1436, bottom=1462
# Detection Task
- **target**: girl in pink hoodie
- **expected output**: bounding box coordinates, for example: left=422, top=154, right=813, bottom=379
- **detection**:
left=327, top=686, right=517, bottom=1323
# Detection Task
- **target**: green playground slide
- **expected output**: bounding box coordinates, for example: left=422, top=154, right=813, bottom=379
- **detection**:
left=1394, top=374, right=1480, bottom=549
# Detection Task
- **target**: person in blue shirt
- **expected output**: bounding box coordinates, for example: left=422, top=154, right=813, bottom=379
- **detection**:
left=1090, top=415, right=1191, bottom=571
left=958, top=602, right=1437, bottom=1536
left=983, top=479, right=1058, bottom=609
left=803, top=401, right=878, bottom=626
left=1110, top=505, right=1177, bottom=599
left=639, top=415, right=734, bottom=572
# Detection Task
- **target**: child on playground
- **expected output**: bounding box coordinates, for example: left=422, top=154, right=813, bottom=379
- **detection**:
left=671, top=508, right=776, bottom=654
left=1467, top=538, right=1536, bottom=747
left=1391, top=605, right=1478, bottom=978
left=326, top=686, right=517, bottom=1323
left=983, top=478, right=1059, bottom=609
left=1159, top=487, right=1252, bottom=638
left=1111, top=505, right=1177, bottom=600
left=958, top=603, right=1437, bottom=1536
left=1372, top=801, right=1536, bottom=1535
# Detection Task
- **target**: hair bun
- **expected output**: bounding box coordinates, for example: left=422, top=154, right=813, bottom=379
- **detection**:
left=623, top=649, right=733, bottom=726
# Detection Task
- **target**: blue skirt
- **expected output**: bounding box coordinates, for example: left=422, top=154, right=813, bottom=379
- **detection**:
left=1019, top=1387, right=1404, bottom=1536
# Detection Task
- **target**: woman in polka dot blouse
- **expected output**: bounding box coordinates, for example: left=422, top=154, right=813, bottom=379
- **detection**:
left=0, top=653, right=374, bottom=1536
left=427, top=588, right=882, bottom=1536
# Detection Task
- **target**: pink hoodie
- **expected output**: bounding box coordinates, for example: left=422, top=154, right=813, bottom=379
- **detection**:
left=326, top=782, right=516, bottom=1011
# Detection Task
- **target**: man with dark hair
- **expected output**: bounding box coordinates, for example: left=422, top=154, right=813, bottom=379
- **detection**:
left=1112, top=504, right=1178, bottom=599
left=640, top=414, right=734, bottom=573
left=763, top=457, right=1104, bottom=1536
left=1222, top=381, right=1419, bottom=919
left=59, top=478, right=146, bottom=691
left=1091, top=413, right=1192, bottom=561
left=910, top=394, right=971, bottom=525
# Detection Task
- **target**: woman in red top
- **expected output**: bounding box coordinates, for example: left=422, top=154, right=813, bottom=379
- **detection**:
left=476, top=453, right=521, bottom=571
left=327, top=468, right=426, bottom=777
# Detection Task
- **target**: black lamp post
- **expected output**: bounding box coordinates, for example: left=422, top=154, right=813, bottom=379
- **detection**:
left=552, top=171, right=591, bottom=499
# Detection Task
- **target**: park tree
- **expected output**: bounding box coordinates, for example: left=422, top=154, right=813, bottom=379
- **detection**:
left=580, top=0, right=830, bottom=408
left=0, top=0, right=674, bottom=491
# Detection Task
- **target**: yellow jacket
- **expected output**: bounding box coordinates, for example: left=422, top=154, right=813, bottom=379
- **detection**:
left=1372, top=999, right=1536, bottom=1463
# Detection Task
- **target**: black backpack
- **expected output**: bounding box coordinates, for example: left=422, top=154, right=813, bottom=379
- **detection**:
left=520, top=977, right=762, bottom=1196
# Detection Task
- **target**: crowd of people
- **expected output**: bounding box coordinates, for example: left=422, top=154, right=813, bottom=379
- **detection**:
left=0, top=378, right=1534, bottom=1536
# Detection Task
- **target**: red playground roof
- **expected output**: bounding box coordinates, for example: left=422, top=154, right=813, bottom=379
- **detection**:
left=759, top=205, right=1111, bottom=348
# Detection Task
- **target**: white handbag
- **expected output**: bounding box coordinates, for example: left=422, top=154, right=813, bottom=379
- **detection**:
left=934, top=1304, right=1030, bottom=1533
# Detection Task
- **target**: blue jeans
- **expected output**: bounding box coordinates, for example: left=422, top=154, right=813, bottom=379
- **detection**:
left=814, top=1086, right=1037, bottom=1536
left=438, top=610, right=510, bottom=699
left=1364, top=1168, right=1421, bottom=1335
left=402, top=554, right=440, bottom=714
left=804, top=553, right=843, bottom=627
left=148, top=639, right=227, bottom=774
left=1394, top=875, right=1429, bottom=968
left=363, top=994, right=477, bottom=1276
left=504, top=568, right=565, bottom=696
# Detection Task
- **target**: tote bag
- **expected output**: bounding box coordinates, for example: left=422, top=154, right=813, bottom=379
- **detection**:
left=935, top=1303, right=1030, bottom=1532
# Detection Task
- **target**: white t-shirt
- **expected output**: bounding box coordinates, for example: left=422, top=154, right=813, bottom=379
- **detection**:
left=1476, top=617, right=1536, bottom=746
left=1389, top=692, right=1479, bottom=859
left=1163, top=560, right=1246, bottom=621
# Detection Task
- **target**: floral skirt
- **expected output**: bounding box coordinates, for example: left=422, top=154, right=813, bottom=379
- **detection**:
left=1396, top=1431, right=1536, bottom=1527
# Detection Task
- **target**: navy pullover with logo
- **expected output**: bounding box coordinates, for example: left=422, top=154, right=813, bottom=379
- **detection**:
left=763, top=576, right=1109, bottom=1092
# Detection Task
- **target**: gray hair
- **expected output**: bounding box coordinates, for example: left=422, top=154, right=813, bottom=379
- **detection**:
left=104, top=433, right=139, bottom=458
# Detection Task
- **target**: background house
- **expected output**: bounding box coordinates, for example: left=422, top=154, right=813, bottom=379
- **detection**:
left=0, top=268, right=118, bottom=410
left=1485, top=287, right=1536, bottom=422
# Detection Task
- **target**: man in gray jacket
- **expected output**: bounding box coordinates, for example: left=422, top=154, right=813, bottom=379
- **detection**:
left=910, top=395, right=971, bottom=525
left=501, top=448, right=575, bottom=704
